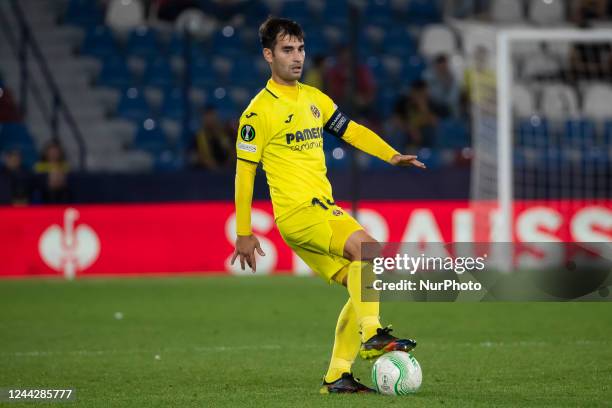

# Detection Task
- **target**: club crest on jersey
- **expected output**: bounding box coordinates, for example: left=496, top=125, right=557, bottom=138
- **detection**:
left=310, top=104, right=321, bottom=119
left=240, top=125, right=256, bottom=142
left=332, top=209, right=343, bottom=216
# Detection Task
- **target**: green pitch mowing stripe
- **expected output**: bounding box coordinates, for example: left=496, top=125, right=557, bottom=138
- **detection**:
left=0, top=276, right=611, bottom=407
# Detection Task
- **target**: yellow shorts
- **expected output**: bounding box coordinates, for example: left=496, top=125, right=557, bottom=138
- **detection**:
left=277, top=199, right=364, bottom=284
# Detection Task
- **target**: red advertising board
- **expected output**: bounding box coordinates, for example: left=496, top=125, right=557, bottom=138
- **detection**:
left=0, top=201, right=610, bottom=278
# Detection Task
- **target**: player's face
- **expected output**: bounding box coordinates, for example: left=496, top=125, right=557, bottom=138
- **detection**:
left=265, top=34, right=305, bottom=82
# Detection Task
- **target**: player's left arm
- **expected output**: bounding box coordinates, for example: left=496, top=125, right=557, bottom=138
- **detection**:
left=342, top=121, right=426, bottom=168
left=316, top=91, right=425, bottom=169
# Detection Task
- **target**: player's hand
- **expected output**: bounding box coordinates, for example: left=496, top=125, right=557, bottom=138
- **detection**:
left=231, top=234, right=266, bottom=273
left=390, top=154, right=426, bottom=169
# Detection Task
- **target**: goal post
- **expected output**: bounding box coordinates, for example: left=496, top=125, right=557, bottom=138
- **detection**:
left=460, top=25, right=612, bottom=244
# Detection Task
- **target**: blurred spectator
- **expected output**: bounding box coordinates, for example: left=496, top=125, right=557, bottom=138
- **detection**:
left=571, top=0, right=611, bottom=23
left=447, top=0, right=489, bottom=18
left=325, top=45, right=377, bottom=118
left=304, top=54, right=328, bottom=92
left=201, top=0, right=267, bottom=26
left=0, top=74, right=21, bottom=122
left=462, top=45, right=496, bottom=107
left=34, top=141, right=71, bottom=203
left=150, top=0, right=198, bottom=21
left=1, top=149, right=31, bottom=205
left=393, top=80, right=438, bottom=149
left=567, top=20, right=612, bottom=81
left=568, top=42, right=612, bottom=81
left=424, top=54, right=461, bottom=118
left=191, top=105, right=234, bottom=169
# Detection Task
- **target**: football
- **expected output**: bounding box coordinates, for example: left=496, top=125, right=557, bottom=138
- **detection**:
left=372, top=351, right=422, bottom=395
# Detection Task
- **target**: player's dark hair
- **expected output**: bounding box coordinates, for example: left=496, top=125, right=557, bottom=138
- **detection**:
left=258, top=17, right=304, bottom=51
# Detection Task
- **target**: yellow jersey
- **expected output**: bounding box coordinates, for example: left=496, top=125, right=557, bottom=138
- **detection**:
left=235, top=79, right=348, bottom=220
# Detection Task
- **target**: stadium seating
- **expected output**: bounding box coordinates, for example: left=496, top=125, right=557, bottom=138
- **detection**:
left=540, top=84, right=580, bottom=121
left=419, top=25, right=457, bottom=59
left=97, top=56, right=132, bottom=89
left=64, top=0, right=104, bottom=27
left=160, top=88, right=188, bottom=121
left=563, top=119, right=597, bottom=148
left=517, top=117, right=550, bottom=147
left=490, top=0, right=524, bottom=23
left=521, top=52, right=561, bottom=80
left=582, top=84, right=612, bottom=122
left=435, top=118, right=470, bottom=149
left=528, top=0, right=566, bottom=26
left=125, top=26, right=160, bottom=59
left=53, top=0, right=612, bottom=175
left=142, top=57, right=175, bottom=88
left=116, top=87, right=151, bottom=122
left=0, top=123, right=35, bottom=150
left=512, top=84, right=537, bottom=118
left=604, top=120, right=612, bottom=145
left=105, top=0, right=145, bottom=33
left=405, top=0, right=443, bottom=25
left=133, top=118, right=168, bottom=154
left=80, top=25, right=118, bottom=58
left=0, top=123, right=38, bottom=167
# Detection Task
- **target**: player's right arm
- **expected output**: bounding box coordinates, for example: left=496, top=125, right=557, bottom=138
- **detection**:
left=231, top=110, right=267, bottom=272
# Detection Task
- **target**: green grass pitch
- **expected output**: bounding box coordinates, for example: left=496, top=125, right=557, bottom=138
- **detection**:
left=0, top=276, right=610, bottom=407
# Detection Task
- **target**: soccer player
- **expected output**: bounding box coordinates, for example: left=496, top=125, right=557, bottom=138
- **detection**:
left=231, top=17, right=425, bottom=394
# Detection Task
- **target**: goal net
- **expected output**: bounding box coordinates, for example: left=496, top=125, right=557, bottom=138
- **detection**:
left=458, top=24, right=612, bottom=269
left=460, top=25, right=612, bottom=247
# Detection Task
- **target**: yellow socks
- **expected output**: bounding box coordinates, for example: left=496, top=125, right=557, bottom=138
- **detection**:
left=324, top=300, right=360, bottom=383
left=324, top=261, right=383, bottom=383
left=347, top=261, right=382, bottom=342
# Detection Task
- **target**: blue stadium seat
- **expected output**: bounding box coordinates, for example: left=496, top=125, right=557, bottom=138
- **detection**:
left=210, top=30, right=242, bottom=58
left=364, top=1, right=392, bottom=25
left=517, top=118, right=550, bottom=147
left=0, top=123, right=35, bottom=149
left=546, top=147, right=564, bottom=168
left=213, top=59, right=235, bottom=86
left=189, top=58, right=216, bottom=88
left=402, top=55, right=426, bottom=83
left=435, top=118, right=470, bottom=149
left=416, top=147, right=443, bottom=169
left=97, top=56, right=132, bottom=89
left=133, top=119, right=168, bottom=154
left=325, top=148, right=350, bottom=170
left=406, top=0, right=442, bottom=24
left=210, top=94, right=236, bottom=120
left=563, top=119, right=596, bottom=148
left=304, top=31, right=328, bottom=56
left=279, top=1, right=310, bottom=24
left=80, top=26, right=118, bottom=58
left=64, top=0, right=103, bottom=27
left=160, top=87, right=187, bottom=120
left=231, top=67, right=259, bottom=89
left=322, top=2, right=349, bottom=26
left=154, top=150, right=185, bottom=172
left=515, top=146, right=551, bottom=168
left=604, top=120, right=612, bottom=146
left=142, top=58, right=175, bottom=88
left=167, top=33, right=207, bottom=60
left=376, top=89, right=398, bottom=117
left=126, top=27, right=159, bottom=59
left=323, top=132, right=343, bottom=151
left=116, top=88, right=151, bottom=122
left=582, top=147, right=609, bottom=167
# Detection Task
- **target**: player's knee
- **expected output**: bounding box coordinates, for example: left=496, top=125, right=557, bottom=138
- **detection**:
left=344, top=232, right=381, bottom=262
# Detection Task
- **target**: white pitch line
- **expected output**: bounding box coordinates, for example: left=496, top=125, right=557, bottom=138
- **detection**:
left=2, top=340, right=609, bottom=358
left=2, top=344, right=323, bottom=358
